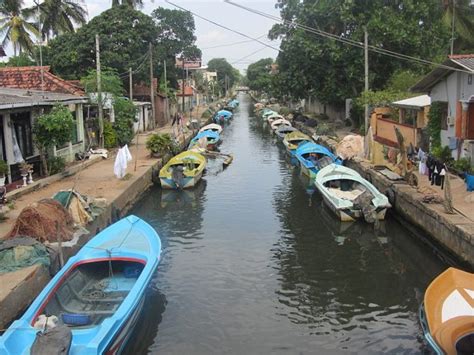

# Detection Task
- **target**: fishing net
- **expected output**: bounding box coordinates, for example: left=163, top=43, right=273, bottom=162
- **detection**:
left=0, top=236, right=50, bottom=273
left=6, top=199, right=75, bottom=243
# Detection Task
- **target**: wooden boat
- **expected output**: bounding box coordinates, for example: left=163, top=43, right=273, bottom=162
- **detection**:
left=283, top=131, right=312, bottom=157
left=159, top=150, right=206, bottom=189
left=275, top=126, right=297, bottom=140
left=261, top=109, right=276, bottom=120
left=199, top=123, right=223, bottom=134
left=314, top=164, right=391, bottom=222
left=213, top=110, right=233, bottom=123
left=270, top=118, right=292, bottom=131
left=189, top=130, right=220, bottom=151
left=295, top=142, right=342, bottom=179
left=420, top=267, right=474, bottom=355
left=266, top=113, right=284, bottom=124
left=0, top=215, right=161, bottom=355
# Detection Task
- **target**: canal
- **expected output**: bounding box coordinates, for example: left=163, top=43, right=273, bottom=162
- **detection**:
left=126, top=94, right=447, bottom=354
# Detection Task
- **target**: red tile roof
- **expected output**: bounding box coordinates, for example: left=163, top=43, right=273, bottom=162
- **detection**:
left=0, top=66, right=84, bottom=95
left=448, top=54, right=474, bottom=59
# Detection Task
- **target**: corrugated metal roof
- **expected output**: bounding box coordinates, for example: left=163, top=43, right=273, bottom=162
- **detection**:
left=392, top=95, right=431, bottom=108
left=450, top=54, right=474, bottom=71
left=0, top=87, right=88, bottom=109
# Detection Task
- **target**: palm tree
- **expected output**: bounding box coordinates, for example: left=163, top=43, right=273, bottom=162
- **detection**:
left=0, top=0, right=39, bottom=55
left=111, top=0, right=144, bottom=9
left=442, top=0, right=474, bottom=53
left=25, top=0, right=87, bottom=41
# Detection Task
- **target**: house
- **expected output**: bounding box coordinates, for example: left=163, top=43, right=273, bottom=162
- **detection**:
left=133, top=79, right=169, bottom=127
left=411, top=54, right=474, bottom=161
left=0, top=87, right=88, bottom=184
left=372, top=95, right=431, bottom=149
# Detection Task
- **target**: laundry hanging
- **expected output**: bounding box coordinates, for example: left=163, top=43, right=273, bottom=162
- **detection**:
left=113, top=144, right=132, bottom=179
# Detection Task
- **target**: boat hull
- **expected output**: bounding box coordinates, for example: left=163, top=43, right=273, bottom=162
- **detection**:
left=160, top=170, right=203, bottom=189
left=322, top=197, right=388, bottom=222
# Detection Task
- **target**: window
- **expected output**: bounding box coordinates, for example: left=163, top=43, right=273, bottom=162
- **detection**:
left=11, top=112, right=33, bottom=157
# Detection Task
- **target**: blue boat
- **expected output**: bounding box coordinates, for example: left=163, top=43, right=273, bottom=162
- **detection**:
left=295, top=142, right=342, bottom=179
left=0, top=215, right=161, bottom=355
left=213, top=110, right=233, bottom=123
left=188, top=130, right=220, bottom=150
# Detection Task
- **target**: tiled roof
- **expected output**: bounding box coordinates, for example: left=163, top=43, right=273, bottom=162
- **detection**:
left=0, top=66, right=84, bottom=95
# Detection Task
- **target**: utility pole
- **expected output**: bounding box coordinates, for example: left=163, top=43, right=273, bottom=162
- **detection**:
left=450, top=0, right=456, bottom=55
left=129, top=67, right=133, bottom=100
left=182, top=56, right=186, bottom=114
left=163, top=60, right=167, bottom=93
left=364, top=28, right=369, bottom=135
left=34, top=0, right=44, bottom=93
left=149, top=43, right=155, bottom=129
left=96, top=34, right=104, bottom=148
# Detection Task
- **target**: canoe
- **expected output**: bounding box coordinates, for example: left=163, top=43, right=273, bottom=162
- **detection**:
left=270, top=118, right=292, bottom=131
left=314, top=164, right=391, bottom=222
left=189, top=130, right=220, bottom=151
left=199, top=123, right=223, bottom=134
left=261, top=110, right=277, bottom=120
left=283, top=131, right=312, bottom=157
left=420, top=267, right=474, bottom=355
left=0, top=215, right=161, bottom=355
left=295, top=142, right=342, bottom=179
left=266, top=113, right=284, bottom=124
left=159, top=150, right=206, bottom=189
left=275, top=126, right=297, bottom=140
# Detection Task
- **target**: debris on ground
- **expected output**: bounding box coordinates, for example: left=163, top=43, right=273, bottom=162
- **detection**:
left=336, top=135, right=365, bottom=160
left=6, top=199, right=75, bottom=242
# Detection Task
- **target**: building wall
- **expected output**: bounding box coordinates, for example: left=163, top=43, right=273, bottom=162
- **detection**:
left=305, top=96, right=345, bottom=121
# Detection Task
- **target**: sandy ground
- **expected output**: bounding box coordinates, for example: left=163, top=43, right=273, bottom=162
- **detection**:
left=0, top=114, right=206, bottom=239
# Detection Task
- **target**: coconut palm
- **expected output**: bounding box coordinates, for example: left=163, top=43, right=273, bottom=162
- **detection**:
left=25, top=0, right=87, bottom=41
left=111, top=0, right=144, bottom=9
left=442, top=0, right=474, bottom=52
left=0, top=0, right=39, bottom=55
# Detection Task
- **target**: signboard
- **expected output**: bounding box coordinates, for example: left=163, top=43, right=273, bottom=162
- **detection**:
left=175, top=58, right=202, bottom=69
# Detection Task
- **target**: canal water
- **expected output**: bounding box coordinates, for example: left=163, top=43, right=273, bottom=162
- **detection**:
left=126, top=94, right=447, bottom=354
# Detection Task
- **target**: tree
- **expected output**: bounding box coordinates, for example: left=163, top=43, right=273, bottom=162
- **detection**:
left=48, top=5, right=157, bottom=80
left=113, top=97, right=137, bottom=146
left=24, top=0, right=87, bottom=41
left=270, top=0, right=450, bottom=105
left=246, top=58, right=273, bottom=93
left=442, top=0, right=474, bottom=53
left=3, top=52, right=35, bottom=66
left=111, top=0, right=143, bottom=8
left=0, top=0, right=39, bottom=55
left=207, top=58, right=238, bottom=96
left=33, top=104, right=74, bottom=176
left=81, top=68, right=124, bottom=97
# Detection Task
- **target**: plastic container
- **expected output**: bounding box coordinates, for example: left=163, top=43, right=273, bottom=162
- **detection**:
left=61, top=313, right=91, bottom=326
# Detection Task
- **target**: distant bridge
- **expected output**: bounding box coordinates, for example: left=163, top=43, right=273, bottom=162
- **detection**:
left=235, top=86, right=250, bottom=92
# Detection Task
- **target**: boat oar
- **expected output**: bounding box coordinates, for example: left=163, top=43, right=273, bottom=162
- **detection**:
left=204, top=150, right=234, bottom=166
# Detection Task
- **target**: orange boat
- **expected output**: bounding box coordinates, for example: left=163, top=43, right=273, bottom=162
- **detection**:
left=419, top=267, right=474, bottom=354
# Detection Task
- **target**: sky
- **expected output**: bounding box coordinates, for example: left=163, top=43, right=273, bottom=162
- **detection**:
left=21, top=0, right=282, bottom=73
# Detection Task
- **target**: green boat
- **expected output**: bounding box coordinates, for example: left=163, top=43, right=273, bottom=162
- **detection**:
left=159, top=151, right=206, bottom=189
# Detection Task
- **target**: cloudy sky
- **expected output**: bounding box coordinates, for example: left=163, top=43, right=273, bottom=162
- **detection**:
left=22, top=0, right=281, bottom=73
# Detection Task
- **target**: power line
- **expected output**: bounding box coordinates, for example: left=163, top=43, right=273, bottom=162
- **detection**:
left=200, top=34, right=268, bottom=50
left=231, top=46, right=269, bottom=65
left=165, top=0, right=281, bottom=53
left=223, top=0, right=473, bottom=74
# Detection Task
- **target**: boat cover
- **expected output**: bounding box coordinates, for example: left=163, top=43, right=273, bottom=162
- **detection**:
left=31, top=325, right=72, bottom=355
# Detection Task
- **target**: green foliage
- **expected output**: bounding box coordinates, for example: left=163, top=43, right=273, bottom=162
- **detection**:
left=113, top=98, right=137, bottom=146
left=146, top=133, right=177, bottom=156
left=385, top=70, right=423, bottom=92
left=5, top=53, right=35, bottom=67
left=47, top=156, right=66, bottom=175
left=33, top=105, right=74, bottom=149
left=427, top=101, right=444, bottom=148
left=0, top=160, right=8, bottom=176
left=103, top=121, right=117, bottom=149
left=270, top=0, right=450, bottom=104
left=315, top=122, right=335, bottom=136
left=451, top=157, right=473, bottom=173
left=81, top=68, right=124, bottom=97
left=246, top=58, right=273, bottom=93
left=201, top=109, right=213, bottom=119
left=431, top=145, right=452, bottom=162
left=207, top=58, right=238, bottom=95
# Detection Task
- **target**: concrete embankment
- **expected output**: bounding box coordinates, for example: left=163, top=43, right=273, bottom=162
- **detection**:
left=295, top=122, right=474, bottom=269
left=0, top=119, right=201, bottom=328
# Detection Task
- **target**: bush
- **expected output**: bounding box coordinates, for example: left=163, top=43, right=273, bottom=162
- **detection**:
left=432, top=145, right=452, bottom=162
left=103, top=121, right=117, bottom=148
left=0, top=160, right=8, bottom=176
left=47, top=156, right=66, bottom=175
left=201, top=109, right=213, bottom=119
left=113, top=98, right=137, bottom=147
left=146, top=133, right=177, bottom=156
left=316, top=123, right=334, bottom=136
left=452, top=157, right=472, bottom=173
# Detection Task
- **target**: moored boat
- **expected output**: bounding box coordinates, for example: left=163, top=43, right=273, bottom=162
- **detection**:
left=0, top=215, right=161, bottom=355
left=420, top=267, right=474, bottom=355
left=270, top=118, right=292, bottom=131
left=199, top=123, right=223, bottom=134
left=261, top=109, right=276, bottom=120
left=188, top=130, right=220, bottom=151
left=283, top=131, right=312, bottom=157
left=314, top=164, right=391, bottom=222
left=295, top=142, right=342, bottom=179
left=266, top=113, right=284, bottom=124
left=213, top=110, right=233, bottom=123
left=275, top=125, right=297, bottom=140
left=159, top=150, right=206, bottom=189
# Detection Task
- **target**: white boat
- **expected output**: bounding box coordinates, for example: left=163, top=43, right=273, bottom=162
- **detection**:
left=270, top=118, right=292, bottom=131
left=199, top=123, right=223, bottom=134
left=266, top=113, right=284, bottom=124
left=314, top=164, right=391, bottom=222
